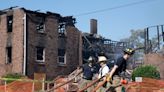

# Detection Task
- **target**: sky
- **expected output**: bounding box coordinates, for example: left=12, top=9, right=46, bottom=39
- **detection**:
left=1, top=0, right=164, bottom=41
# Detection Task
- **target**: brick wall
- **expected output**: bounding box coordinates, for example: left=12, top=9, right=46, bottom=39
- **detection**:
left=65, top=26, right=81, bottom=74
left=0, top=11, right=8, bottom=77
left=0, top=9, right=24, bottom=77
left=12, top=9, right=24, bottom=73
left=48, top=26, right=82, bottom=79
left=26, top=13, right=58, bottom=79
left=26, top=12, right=82, bottom=79
left=144, top=53, right=164, bottom=79
left=0, top=8, right=82, bottom=80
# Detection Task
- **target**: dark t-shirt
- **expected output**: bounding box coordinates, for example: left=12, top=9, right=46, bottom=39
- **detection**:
left=114, top=56, right=127, bottom=76
left=82, top=63, right=94, bottom=80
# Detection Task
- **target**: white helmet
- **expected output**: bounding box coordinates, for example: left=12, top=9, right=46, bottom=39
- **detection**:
left=98, top=56, right=107, bottom=62
left=88, top=56, right=93, bottom=61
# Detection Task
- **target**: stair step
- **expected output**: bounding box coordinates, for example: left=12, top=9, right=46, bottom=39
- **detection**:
left=67, top=83, right=79, bottom=91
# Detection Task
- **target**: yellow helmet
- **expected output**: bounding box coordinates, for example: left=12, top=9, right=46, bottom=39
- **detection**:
left=124, top=48, right=135, bottom=55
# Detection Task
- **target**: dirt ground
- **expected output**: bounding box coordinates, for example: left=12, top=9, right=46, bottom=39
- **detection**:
left=0, top=77, right=164, bottom=92
left=0, top=81, right=33, bottom=92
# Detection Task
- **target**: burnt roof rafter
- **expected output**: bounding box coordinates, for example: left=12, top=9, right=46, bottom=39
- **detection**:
left=59, top=16, right=76, bottom=26
left=0, top=6, right=19, bottom=15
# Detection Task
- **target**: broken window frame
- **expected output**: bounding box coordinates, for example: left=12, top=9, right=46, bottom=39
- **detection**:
left=58, top=22, right=66, bottom=37
left=36, top=47, right=45, bottom=63
left=7, top=15, right=13, bottom=32
left=58, top=49, right=66, bottom=65
left=6, top=47, right=12, bottom=64
left=36, top=16, right=45, bottom=33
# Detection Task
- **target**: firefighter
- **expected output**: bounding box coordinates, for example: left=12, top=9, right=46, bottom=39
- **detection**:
left=96, top=56, right=110, bottom=92
left=107, top=48, right=135, bottom=92
left=79, top=56, right=95, bottom=92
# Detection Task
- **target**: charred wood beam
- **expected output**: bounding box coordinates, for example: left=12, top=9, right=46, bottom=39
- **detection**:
left=2, top=6, right=18, bottom=11
left=157, top=26, right=160, bottom=49
left=59, top=16, right=76, bottom=26
left=0, top=11, right=6, bottom=15
left=0, top=6, right=18, bottom=15
left=161, top=25, right=164, bottom=42
left=144, top=28, right=149, bottom=54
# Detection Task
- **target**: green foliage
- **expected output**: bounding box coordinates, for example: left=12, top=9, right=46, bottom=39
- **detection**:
left=132, top=65, right=160, bottom=81
left=2, top=73, right=25, bottom=83
left=120, top=29, right=163, bottom=52
left=120, top=29, right=145, bottom=48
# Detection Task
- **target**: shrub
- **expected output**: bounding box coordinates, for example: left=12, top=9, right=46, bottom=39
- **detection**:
left=132, top=65, right=160, bottom=81
left=2, top=73, right=25, bottom=83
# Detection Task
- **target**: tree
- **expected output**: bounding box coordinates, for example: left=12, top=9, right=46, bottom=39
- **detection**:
left=120, top=29, right=145, bottom=49
left=120, top=29, right=163, bottom=53
left=120, top=29, right=164, bottom=69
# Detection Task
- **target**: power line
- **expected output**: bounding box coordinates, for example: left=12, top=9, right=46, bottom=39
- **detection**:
left=74, top=0, right=158, bottom=17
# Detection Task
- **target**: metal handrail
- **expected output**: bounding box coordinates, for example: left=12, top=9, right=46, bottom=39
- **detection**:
left=78, top=75, right=105, bottom=92
left=46, top=69, right=82, bottom=92
left=91, top=80, right=107, bottom=92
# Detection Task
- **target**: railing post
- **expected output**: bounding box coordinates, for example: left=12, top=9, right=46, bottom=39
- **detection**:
left=5, top=80, right=6, bottom=92
left=42, top=78, right=45, bottom=91
left=47, top=83, right=50, bottom=91
left=32, top=81, right=34, bottom=92
left=53, top=82, right=56, bottom=92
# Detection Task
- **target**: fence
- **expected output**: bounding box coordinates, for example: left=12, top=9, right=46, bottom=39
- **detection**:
left=0, top=77, right=54, bottom=92
left=0, top=68, right=81, bottom=92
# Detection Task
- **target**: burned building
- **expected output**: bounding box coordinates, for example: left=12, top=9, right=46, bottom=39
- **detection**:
left=82, top=19, right=129, bottom=63
left=0, top=7, right=82, bottom=79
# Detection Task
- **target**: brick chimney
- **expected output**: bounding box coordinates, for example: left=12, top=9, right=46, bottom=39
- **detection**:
left=90, top=19, right=97, bottom=34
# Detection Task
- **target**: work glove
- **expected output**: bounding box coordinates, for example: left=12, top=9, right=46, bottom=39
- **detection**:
left=121, top=79, right=128, bottom=84
left=106, top=73, right=111, bottom=82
